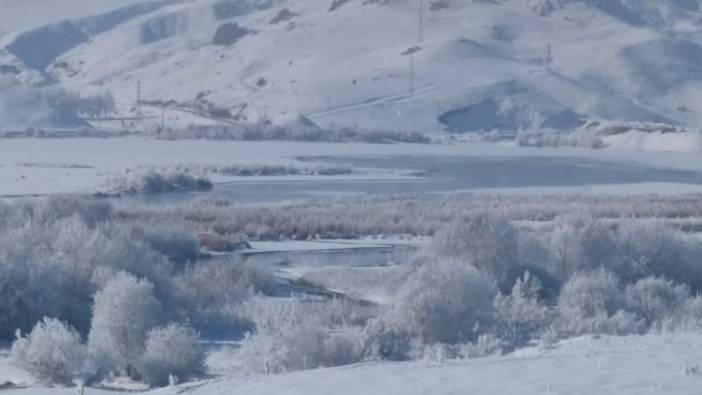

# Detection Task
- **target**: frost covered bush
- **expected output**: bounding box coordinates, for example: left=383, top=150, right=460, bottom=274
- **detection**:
left=88, top=273, right=165, bottom=376
left=236, top=298, right=364, bottom=374
left=431, top=214, right=522, bottom=292
left=137, top=324, right=205, bottom=386
left=557, top=270, right=643, bottom=336
left=420, top=334, right=508, bottom=363
left=362, top=318, right=418, bottom=361
left=548, top=217, right=702, bottom=290
left=139, top=227, right=200, bottom=265
left=455, top=334, right=509, bottom=359
left=613, top=221, right=702, bottom=290
left=548, top=214, right=619, bottom=280
left=666, top=296, right=702, bottom=332
left=11, top=318, right=91, bottom=386
left=173, top=257, right=268, bottom=330
left=0, top=198, right=176, bottom=340
left=494, top=272, right=552, bottom=347
left=26, top=196, right=113, bottom=226
left=624, top=277, right=690, bottom=331
left=374, top=258, right=498, bottom=349
left=113, top=171, right=213, bottom=195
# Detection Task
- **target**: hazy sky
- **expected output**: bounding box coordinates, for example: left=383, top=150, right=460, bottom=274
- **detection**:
left=0, top=0, right=148, bottom=35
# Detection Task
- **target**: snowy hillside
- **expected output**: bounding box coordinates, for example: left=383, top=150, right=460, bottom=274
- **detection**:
left=180, top=334, right=702, bottom=395
left=4, top=0, right=702, bottom=133
left=4, top=333, right=702, bottom=395
left=0, top=0, right=149, bottom=36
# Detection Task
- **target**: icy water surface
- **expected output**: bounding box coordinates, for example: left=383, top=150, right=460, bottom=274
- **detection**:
left=121, top=155, right=702, bottom=205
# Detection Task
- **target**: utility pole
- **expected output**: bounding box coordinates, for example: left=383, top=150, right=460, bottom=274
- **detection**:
left=409, top=0, right=424, bottom=97
left=418, top=0, right=424, bottom=43
left=409, top=54, right=415, bottom=98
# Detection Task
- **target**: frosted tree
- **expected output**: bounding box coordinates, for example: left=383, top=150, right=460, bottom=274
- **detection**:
left=624, top=277, right=689, bottom=330
left=88, top=273, right=164, bottom=377
left=431, top=214, right=520, bottom=292
left=495, top=271, right=551, bottom=347
left=379, top=258, right=498, bottom=346
left=137, top=323, right=205, bottom=386
left=557, top=270, right=643, bottom=336
left=11, top=318, right=91, bottom=386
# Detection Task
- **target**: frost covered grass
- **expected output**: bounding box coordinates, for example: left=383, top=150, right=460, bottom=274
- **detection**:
left=0, top=128, right=134, bottom=138
left=106, top=163, right=355, bottom=195
left=124, top=193, right=702, bottom=241
left=0, top=124, right=431, bottom=145
left=151, top=123, right=431, bottom=144
left=151, top=163, right=353, bottom=177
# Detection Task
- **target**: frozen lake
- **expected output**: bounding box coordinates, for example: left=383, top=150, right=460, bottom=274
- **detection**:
left=122, top=155, right=702, bottom=205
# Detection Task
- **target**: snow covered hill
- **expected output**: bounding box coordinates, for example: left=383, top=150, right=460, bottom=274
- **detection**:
left=192, top=334, right=702, bottom=395
left=3, top=0, right=702, bottom=134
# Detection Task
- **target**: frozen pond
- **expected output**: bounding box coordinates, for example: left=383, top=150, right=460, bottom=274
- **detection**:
left=122, top=155, right=702, bottom=205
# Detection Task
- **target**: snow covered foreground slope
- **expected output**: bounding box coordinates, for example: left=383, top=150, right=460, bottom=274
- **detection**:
left=176, top=334, right=702, bottom=395
left=5, top=0, right=702, bottom=133
left=196, top=336, right=702, bottom=395
left=5, top=333, right=702, bottom=395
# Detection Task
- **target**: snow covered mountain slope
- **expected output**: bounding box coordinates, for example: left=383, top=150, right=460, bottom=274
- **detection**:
left=3, top=0, right=702, bottom=133
left=0, top=0, right=155, bottom=36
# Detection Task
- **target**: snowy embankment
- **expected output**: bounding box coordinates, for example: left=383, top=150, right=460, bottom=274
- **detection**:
left=603, top=130, right=702, bottom=153
left=3, top=333, right=702, bottom=395
left=589, top=121, right=702, bottom=153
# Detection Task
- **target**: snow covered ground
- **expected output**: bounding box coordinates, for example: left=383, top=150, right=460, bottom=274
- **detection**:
left=189, top=334, right=702, bottom=395
left=3, top=333, right=702, bottom=395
